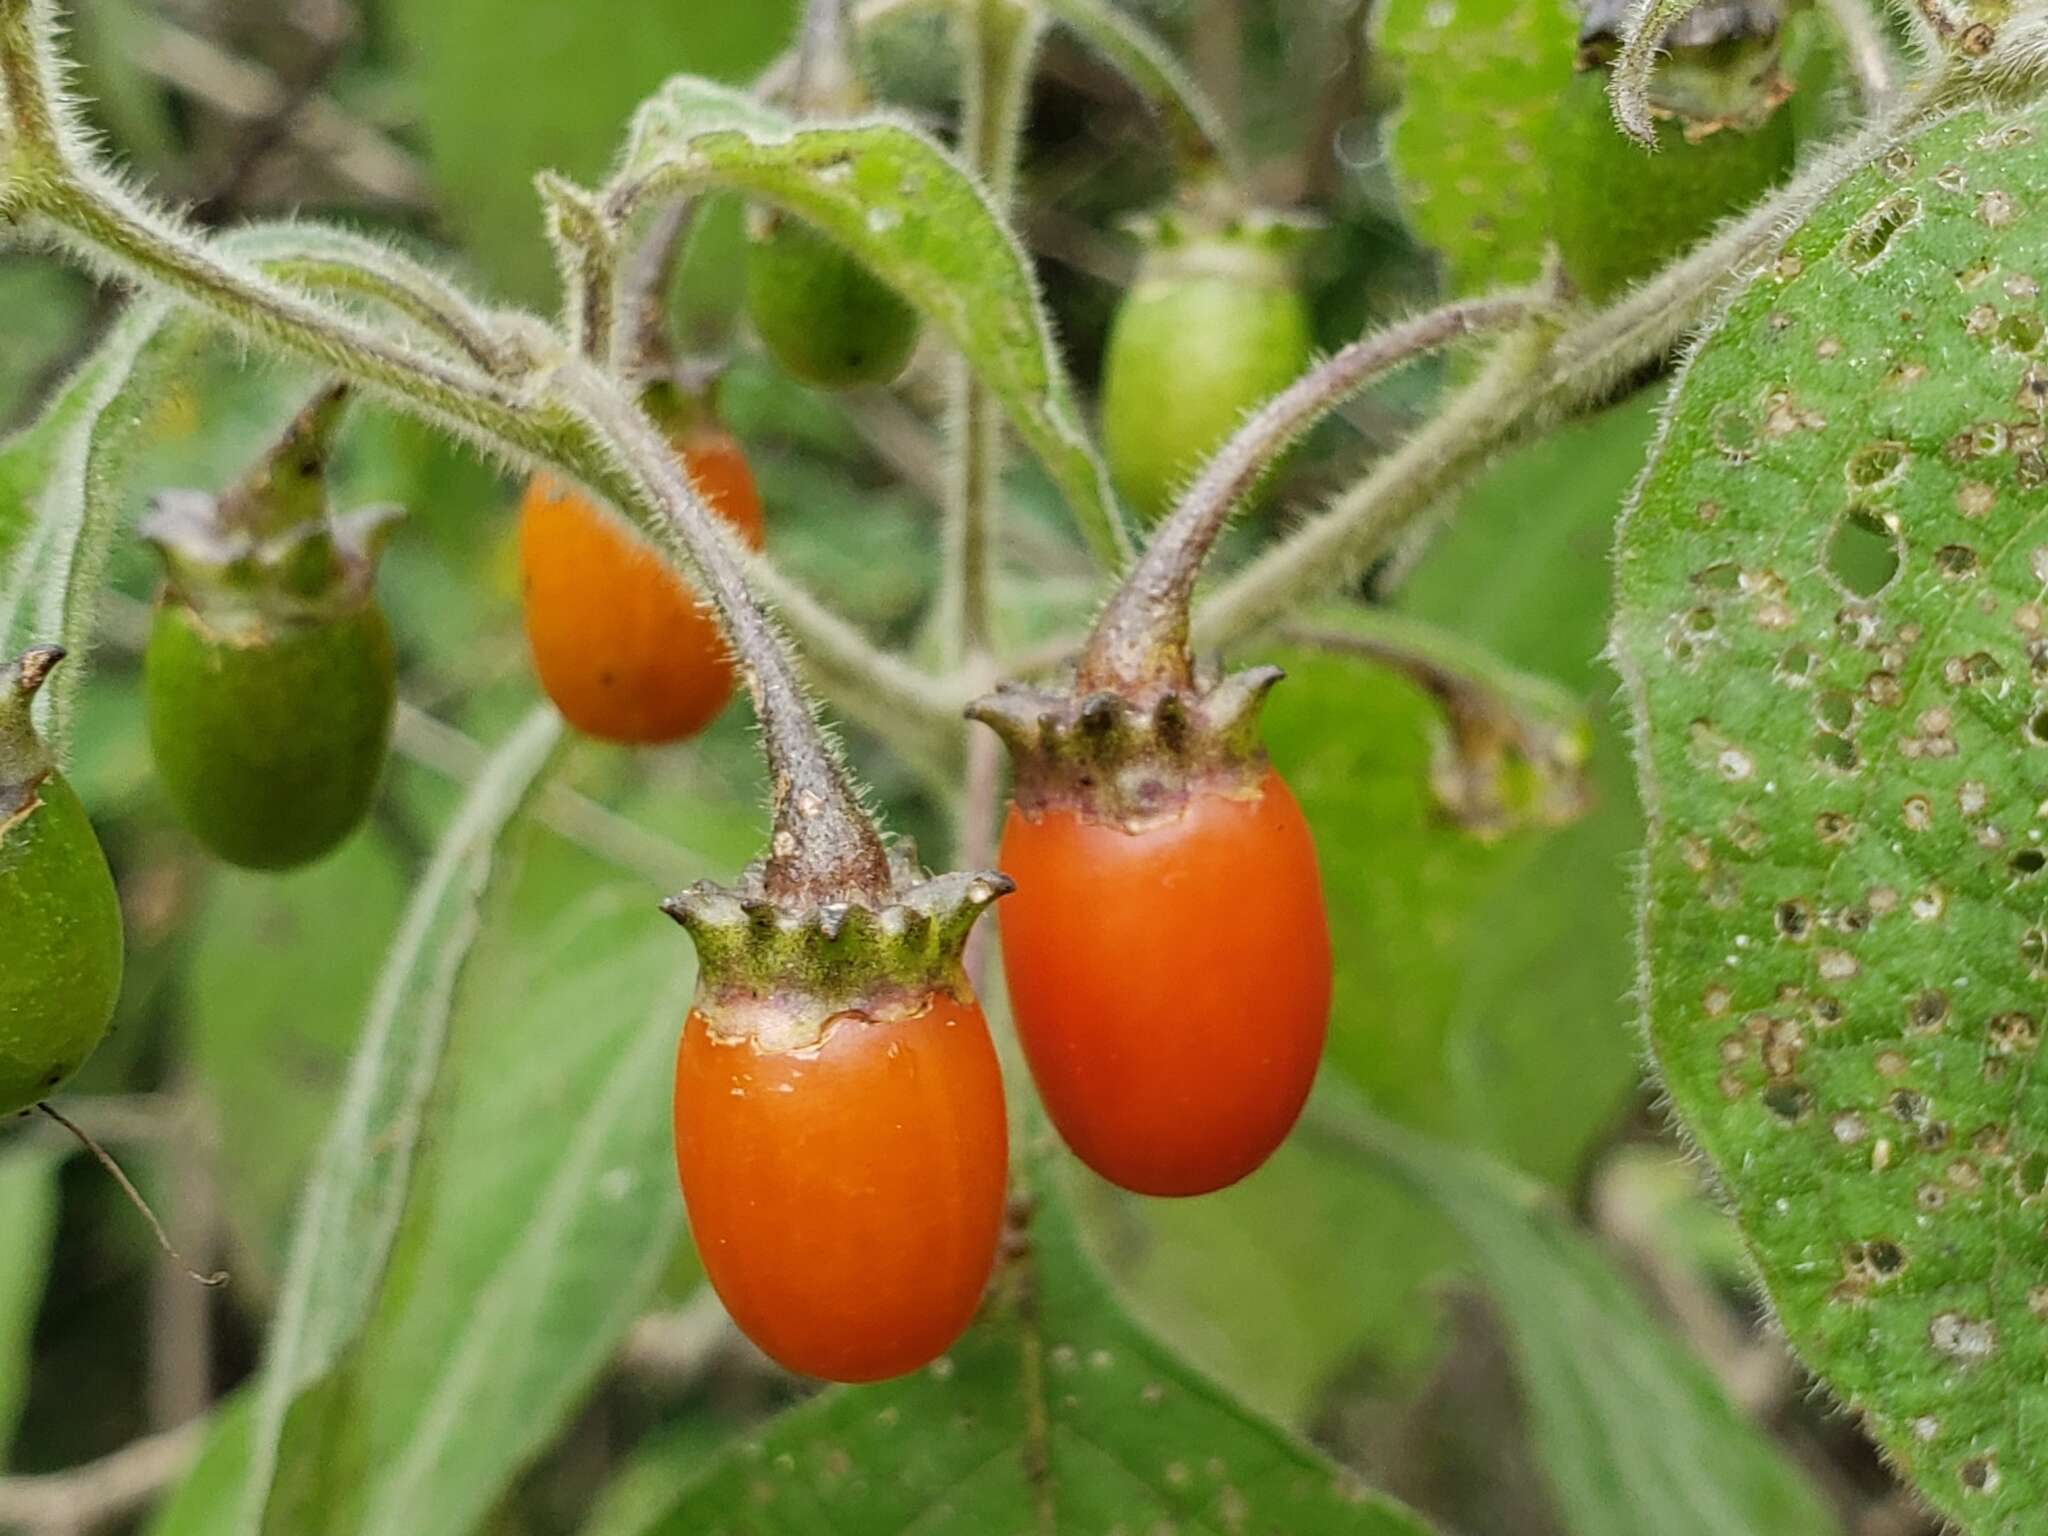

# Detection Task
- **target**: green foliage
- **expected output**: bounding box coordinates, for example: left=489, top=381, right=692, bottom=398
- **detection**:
left=1034, top=0, right=1240, bottom=179
left=612, top=77, right=1128, bottom=564
left=1616, top=98, right=2048, bottom=1532
left=0, top=1143, right=59, bottom=1465
left=162, top=709, right=564, bottom=1536
left=1337, top=1102, right=1839, bottom=1535
left=605, top=1157, right=1443, bottom=1536
left=391, top=0, right=795, bottom=302
left=189, top=835, right=412, bottom=1288
left=1378, top=0, right=1577, bottom=293
left=262, top=840, right=693, bottom=1536
left=1268, top=399, right=1652, bottom=1185
left=0, top=306, right=185, bottom=751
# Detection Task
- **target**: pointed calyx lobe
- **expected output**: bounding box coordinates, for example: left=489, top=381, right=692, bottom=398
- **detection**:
left=0, top=645, right=60, bottom=828
left=143, top=383, right=398, bottom=638
left=663, top=842, right=1010, bottom=1050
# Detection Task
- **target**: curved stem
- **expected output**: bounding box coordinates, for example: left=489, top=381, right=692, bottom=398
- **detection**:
left=562, top=367, right=891, bottom=903
left=258, top=252, right=522, bottom=376
left=0, top=0, right=903, bottom=906
left=1079, top=292, right=1535, bottom=695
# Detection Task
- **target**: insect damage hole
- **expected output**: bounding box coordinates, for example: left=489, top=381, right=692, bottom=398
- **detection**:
left=1843, top=194, right=1922, bottom=271
left=1825, top=507, right=1902, bottom=598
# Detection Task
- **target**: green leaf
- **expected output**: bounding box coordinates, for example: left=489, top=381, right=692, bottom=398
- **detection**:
left=0, top=302, right=185, bottom=753
left=1035, top=0, right=1240, bottom=179
left=1265, top=400, right=1651, bottom=1184
left=1321, top=1101, right=1839, bottom=1536
left=271, top=838, right=694, bottom=1536
left=1615, top=98, right=2048, bottom=1531
left=167, top=708, right=565, bottom=1536
left=612, top=77, right=1129, bottom=565
left=390, top=0, right=795, bottom=302
left=188, top=835, right=413, bottom=1291
left=1377, top=0, right=1577, bottom=293
left=608, top=1158, right=1441, bottom=1536
left=0, top=1143, right=60, bottom=1466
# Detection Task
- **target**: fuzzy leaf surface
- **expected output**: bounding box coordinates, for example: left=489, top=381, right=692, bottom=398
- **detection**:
left=1616, top=100, right=2048, bottom=1532
left=614, top=77, right=1127, bottom=564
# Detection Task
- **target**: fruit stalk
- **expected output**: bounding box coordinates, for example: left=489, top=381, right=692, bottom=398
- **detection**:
left=566, top=366, right=892, bottom=904
left=1081, top=291, right=1535, bottom=697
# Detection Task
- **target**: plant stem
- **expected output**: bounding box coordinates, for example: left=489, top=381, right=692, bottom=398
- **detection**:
left=938, top=0, right=1044, bottom=665
left=1080, top=292, right=1535, bottom=695
left=0, top=0, right=954, bottom=900
left=562, top=366, right=891, bottom=902
left=1192, top=97, right=1932, bottom=657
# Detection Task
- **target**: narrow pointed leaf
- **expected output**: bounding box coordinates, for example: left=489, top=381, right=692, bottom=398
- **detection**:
left=1036, top=0, right=1241, bottom=180
left=207, top=707, right=565, bottom=1536
left=0, top=1143, right=60, bottom=1465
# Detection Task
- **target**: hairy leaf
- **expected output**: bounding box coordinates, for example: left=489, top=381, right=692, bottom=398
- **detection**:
left=1378, top=0, right=1577, bottom=293
left=1324, top=1101, right=1838, bottom=1536
left=0, top=302, right=182, bottom=752
left=1615, top=99, right=2048, bottom=1531
left=277, top=846, right=694, bottom=1536
left=610, top=1157, right=1441, bottom=1536
left=613, top=77, right=1128, bottom=564
left=161, top=708, right=565, bottom=1536
left=0, top=1143, right=59, bottom=1465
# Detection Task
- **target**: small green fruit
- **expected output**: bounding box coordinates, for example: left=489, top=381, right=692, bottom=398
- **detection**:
left=0, top=647, right=123, bottom=1117
left=141, top=385, right=400, bottom=873
left=1101, top=225, right=1313, bottom=522
left=145, top=598, right=395, bottom=872
left=1547, top=0, right=1797, bottom=301
left=746, top=214, right=921, bottom=389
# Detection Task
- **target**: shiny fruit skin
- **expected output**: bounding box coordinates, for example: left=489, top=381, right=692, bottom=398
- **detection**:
left=519, top=433, right=766, bottom=746
left=998, top=768, right=1330, bottom=1197
left=0, top=771, right=123, bottom=1115
left=1101, top=270, right=1312, bottom=521
left=145, top=599, right=395, bottom=872
left=674, top=993, right=1008, bottom=1382
left=745, top=218, right=921, bottom=390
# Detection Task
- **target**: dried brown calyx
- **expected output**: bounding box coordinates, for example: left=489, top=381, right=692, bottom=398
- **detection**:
left=662, top=841, right=1010, bottom=1049
left=967, top=665, right=1281, bottom=832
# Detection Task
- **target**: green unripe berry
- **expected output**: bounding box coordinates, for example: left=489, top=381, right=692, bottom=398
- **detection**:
left=0, top=648, right=123, bottom=1117
left=145, top=598, right=395, bottom=872
left=1548, top=0, right=1797, bottom=301
left=1101, top=230, right=1313, bottom=522
left=140, top=385, right=399, bottom=873
left=746, top=214, right=921, bottom=390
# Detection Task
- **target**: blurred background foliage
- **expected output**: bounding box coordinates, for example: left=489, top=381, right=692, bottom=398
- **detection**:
left=0, top=1, right=1930, bottom=1533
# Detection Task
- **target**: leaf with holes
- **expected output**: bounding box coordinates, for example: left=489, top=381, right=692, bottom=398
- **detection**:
left=609, top=1158, right=1442, bottom=1536
left=1377, top=0, right=1576, bottom=294
left=610, top=76, right=1128, bottom=564
left=1615, top=100, right=2048, bottom=1532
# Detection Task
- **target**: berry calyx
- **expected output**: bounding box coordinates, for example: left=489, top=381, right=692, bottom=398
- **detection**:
left=666, top=847, right=1011, bottom=1381
left=142, top=384, right=400, bottom=872
left=0, top=646, right=124, bottom=1116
